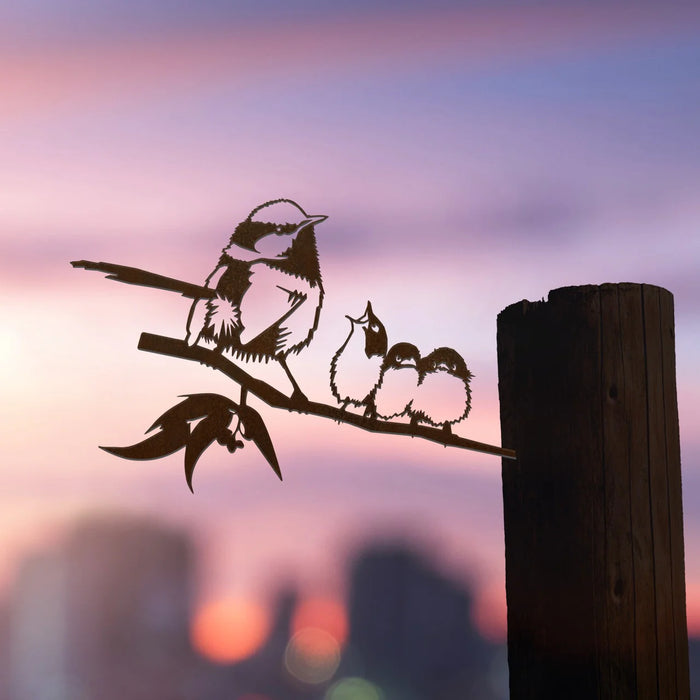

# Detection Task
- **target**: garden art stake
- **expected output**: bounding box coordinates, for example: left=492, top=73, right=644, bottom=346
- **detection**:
left=73, top=198, right=515, bottom=491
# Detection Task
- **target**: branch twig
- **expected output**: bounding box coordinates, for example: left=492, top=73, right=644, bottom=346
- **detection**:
left=138, top=333, right=517, bottom=460
left=71, top=260, right=215, bottom=299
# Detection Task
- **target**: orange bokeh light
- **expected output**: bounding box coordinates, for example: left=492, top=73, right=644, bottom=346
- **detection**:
left=685, top=582, right=700, bottom=637
left=472, top=585, right=507, bottom=643
left=191, top=598, right=270, bottom=664
left=292, top=596, right=348, bottom=645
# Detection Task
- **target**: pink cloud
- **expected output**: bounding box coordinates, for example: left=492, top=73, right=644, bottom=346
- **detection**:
left=3, top=4, right=699, bottom=121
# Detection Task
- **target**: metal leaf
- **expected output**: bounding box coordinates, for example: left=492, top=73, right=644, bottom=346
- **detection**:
left=238, top=404, right=282, bottom=480
left=100, top=420, right=190, bottom=460
left=147, top=393, right=237, bottom=433
left=184, top=408, right=234, bottom=492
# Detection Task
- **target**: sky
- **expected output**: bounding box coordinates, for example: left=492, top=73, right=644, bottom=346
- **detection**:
left=2, top=0, right=700, bottom=656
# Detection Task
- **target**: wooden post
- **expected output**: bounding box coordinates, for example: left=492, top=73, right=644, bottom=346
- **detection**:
left=497, top=283, right=689, bottom=699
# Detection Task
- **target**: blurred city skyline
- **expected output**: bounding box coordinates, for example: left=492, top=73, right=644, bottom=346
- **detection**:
left=2, top=0, right=700, bottom=667
left=0, top=512, right=509, bottom=699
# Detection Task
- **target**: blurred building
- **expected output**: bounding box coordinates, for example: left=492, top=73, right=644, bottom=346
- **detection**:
left=345, top=543, right=504, bottom=700
left=5, top=515, right=196, bottom=700
left=691, top=638, right=700, bottom=700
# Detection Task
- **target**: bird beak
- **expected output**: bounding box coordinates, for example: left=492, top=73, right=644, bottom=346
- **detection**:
left=347, top=300, right=372, bottom=325
left=299, top=214, right=328, bottom=231
left=346, top=301, right=370, bottom=325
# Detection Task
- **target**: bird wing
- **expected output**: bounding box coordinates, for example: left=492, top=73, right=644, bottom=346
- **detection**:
left=186, top=264, right=228, bottom=345
left=237, top=264, right=310, bottom=346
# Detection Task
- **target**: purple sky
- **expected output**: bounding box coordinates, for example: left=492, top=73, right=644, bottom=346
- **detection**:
left=2, top=1, right=700, bottom=640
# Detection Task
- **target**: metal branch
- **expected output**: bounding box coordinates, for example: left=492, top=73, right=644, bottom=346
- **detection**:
left=72, top=259, right=517, bottom=460
left=71, top=260, right=216, bottom=299
left=138, top=333, right=517, bottom=460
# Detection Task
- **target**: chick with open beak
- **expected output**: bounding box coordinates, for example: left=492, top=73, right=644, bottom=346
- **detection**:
left=330, top=301, right=388, bottom=415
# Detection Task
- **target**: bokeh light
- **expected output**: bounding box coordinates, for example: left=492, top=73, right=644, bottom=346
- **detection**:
left=325, top=677, right=384, bottom=700
left=191, top=597, right=270, bottom=664
left=292, top=596, right=348, bottom=645
left=472, top=584, right=507, bottom=643
left=284, top=627, right=341, bottom=685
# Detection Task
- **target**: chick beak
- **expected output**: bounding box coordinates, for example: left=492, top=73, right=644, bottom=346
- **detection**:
left=347, top=300, right=371, bottom=325
left=346, top=313, right=366, bottom=326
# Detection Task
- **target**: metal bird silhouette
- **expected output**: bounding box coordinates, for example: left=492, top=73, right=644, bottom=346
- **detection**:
left=374, top=342, right=421, bottom=420
left=330, top=301, right=388, bottom=416
left=101, top=393, right=281, bottom=491
left=186, top=199, right=326, bottom=403
left=410, top=347, right=473, bottom=434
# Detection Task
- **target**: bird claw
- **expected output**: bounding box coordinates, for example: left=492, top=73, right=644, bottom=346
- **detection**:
left=289, top=388, right=309, bottom=407
left=363, top=404, right=377, bottom=421
left=336, top=401, right=350, bottom=424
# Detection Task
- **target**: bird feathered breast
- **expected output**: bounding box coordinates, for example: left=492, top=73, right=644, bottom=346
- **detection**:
left=200, top=227, right=323, bottom=362
left=411, top=369, right=472, bottom=426
left=374, top=364, right=419, bottom=419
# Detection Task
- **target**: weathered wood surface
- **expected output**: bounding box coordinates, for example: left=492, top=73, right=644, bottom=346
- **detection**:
left=497, top=283, right=689, bottom=699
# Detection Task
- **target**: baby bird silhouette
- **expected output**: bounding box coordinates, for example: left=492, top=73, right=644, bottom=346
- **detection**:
left=330, top=301, right=388, bottom=415
left=185, top=198, right=327, bottom=402
left=374, top=342, right=421, bottom=420
left=410, top=347, right=473, bottom=434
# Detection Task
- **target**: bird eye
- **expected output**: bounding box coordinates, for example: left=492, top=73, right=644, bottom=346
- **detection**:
left=370, top=323, right=379, bottom=332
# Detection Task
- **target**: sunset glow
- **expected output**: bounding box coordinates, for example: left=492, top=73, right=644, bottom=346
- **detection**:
left=191, top=598, right=270, bottom=664
left=685, top=582, right=700, bottom=637
left=473, top=584, right=508, bottom=643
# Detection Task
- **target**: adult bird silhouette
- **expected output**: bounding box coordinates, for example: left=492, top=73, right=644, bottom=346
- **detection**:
left=186, top=199, right=326, bottom=402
